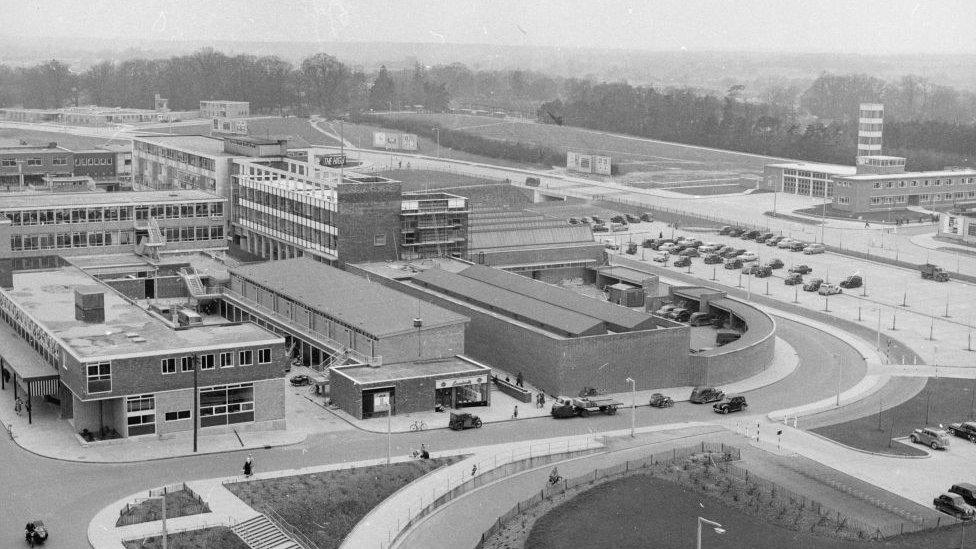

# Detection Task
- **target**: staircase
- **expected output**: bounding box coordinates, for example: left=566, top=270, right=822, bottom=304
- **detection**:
left=147, top=217, right=166, bottom=246
left=178, top=267, right=207, bottom=298
left=231, top=515, right=300, bottom=549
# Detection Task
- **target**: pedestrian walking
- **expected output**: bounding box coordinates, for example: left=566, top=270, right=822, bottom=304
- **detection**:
left=471, top=464, right=478, bottom=477
left=658, top=231, right=663, bottom=239
left=516, top=371, right=524, bottom=387
left=243, top=454, right=253, bottom=477
left=14, top=397, right=22, bottom=416
left=420, top=443, right=430, bottom=459
left=512, top=405, right=519, bottom=419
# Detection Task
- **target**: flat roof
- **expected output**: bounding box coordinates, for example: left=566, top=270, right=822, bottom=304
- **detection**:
left=134, top=134, right=233, bottom=156
left=413, top=267, right=603, bottom=336
left=0, top=145, right=72, bottom=155
left=4, top=266, right=281, bottom=362
left=458, top=264, right=653, bottom=331
left=0, top=320, right=58, bottom=380
left=766, top=162, right=857, bottom=175
left=838, top=169, right=976, bottom=181
left=351, top=258, right=471, bottom=280
left=332, top=356, right=490, bottom=384
left=0, top=189, right=223, bottom=210
left=673, top=287, right=724, bottom=300
left=230, top=258, right=468, bottom=338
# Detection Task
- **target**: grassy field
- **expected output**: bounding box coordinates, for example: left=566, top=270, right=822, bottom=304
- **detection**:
left=813, top=377, right=976, bottom=457
left=793, top=205, right=935, bottom=224
left=123, top=527, right=247, bottom=549
left=116, top=488, right=209, bottom=526
left=527, top=473, right=967, bottom=549
left=667, top=184, right=755, bottom=196
left=387, top=112, right=787, bottom=174
left=162, top=117, right=341, bottom=147
left=225, top=457, right=461, bottom=549
left=0, top=126, right=129, bottom=149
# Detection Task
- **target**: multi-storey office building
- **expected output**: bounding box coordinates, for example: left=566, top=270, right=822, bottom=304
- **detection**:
left=0, top=264, right=286, bottom=437
left=0, top=190, right=227, bottom=260
left=0, top=144, right=74, bottom=188
left=832, top=168, right=976, bottom=213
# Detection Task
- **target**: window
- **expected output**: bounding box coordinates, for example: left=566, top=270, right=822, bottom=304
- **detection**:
left=911, top=180, right=918, bottom=187
left=373, top=233, right=387, bottom=247
left=181, top=356, right=194, bottom=372
left=53, top=157, right=67, bottom=166
left=199, top=383, right=254, bottom=427
left=86, top=362, right=111, bottom=393
left=898, top=181, right=906, bottom=188
left=200, top=354, right=215, bottom=370
left=126, top=394, right=156, bottom=436
left=258, top=348, right=272, bottom=364
left=0, top=159, right=15, bottom=167
left=239, top=350, right=253, bottom=366
left=220, top=352, right=233, bottom=368
left=26, top=158, right=42, bottom=166
left=161, top=357, right=176, bottom=374
left=164, top=410, right=191, bottom=422
left=873, top=182, right=882, bottom=189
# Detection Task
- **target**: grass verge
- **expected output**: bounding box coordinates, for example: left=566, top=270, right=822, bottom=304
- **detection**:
left=122, top=527, right=247, bottom=549
left=116, top=488, right=210, bottom=526
left=225, top=457, right=462, bottom=549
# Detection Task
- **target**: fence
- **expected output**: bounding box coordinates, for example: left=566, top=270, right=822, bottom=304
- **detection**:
left=265, top=505, right=319, bottom=549
left=117, top=482, right=210, bottom=527
left=474, top=442, right=740, bottom=548
left=378, top=436, right=602, bottom=549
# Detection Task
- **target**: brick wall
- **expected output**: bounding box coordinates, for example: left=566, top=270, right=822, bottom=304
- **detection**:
left=335, top=181, right=401, bottom=265
left=377, top=323, right=466, bottom=364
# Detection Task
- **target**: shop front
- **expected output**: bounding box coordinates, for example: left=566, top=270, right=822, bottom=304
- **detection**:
left=434, top=374, right=489, bottom=409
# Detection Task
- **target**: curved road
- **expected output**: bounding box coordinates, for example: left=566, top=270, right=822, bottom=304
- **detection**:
left=5, top=315, right=869, bottom=549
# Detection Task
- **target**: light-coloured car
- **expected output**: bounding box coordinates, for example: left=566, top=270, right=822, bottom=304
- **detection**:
left=658, top=243, right=677, bottom=253
left=698, top=243, right=721, bottom=253
left=803, top=244, right=827, bottom=255
left=777, top=239, right=795, bottom=249
left=739, top=252, right=758, bottom=262
left=911, top=427, right=951, bottom=450
left=817, top=283, right=842, bottom=296
left=651, top=252, right=669, bottom=263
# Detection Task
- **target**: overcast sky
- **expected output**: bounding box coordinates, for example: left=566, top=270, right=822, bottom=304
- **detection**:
left=5, top=0, right=975, bottom=54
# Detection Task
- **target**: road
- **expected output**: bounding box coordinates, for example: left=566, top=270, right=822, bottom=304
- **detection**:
left=2, top=314, right=862, bottom=549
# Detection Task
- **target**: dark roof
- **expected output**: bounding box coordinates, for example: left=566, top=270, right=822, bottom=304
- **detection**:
left=468, top=225, right=594, bottom=251
left=412, top=267, right=604, bottom=337
left=230, top=258, right=468, bottom=338
left=458, top=264, right=654, bottom=331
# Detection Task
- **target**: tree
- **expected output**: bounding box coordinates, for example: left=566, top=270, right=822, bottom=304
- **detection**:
left=369, top=65, right=396, bottom=111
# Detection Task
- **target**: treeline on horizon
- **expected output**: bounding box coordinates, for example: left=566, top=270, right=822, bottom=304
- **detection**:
left=0, top=49, right=973, bottom=170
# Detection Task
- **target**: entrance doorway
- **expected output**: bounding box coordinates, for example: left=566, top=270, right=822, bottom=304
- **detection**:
left=908, top=195, right=920, bottom=206
left=362, top=387, right=394, bottom=419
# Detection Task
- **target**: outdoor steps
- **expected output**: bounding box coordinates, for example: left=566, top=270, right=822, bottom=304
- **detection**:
left=232, top=515, right=300, bottom=549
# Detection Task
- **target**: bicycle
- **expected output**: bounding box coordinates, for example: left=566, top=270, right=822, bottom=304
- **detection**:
left=410, top=420, right=427, bottom=431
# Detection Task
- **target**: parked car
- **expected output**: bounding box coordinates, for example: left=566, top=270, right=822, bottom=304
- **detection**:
left=626, top=242, right=639, bottom=255
left=651, top=252, right=670, bottom=263
left=698, top=243, right=721, bottom=253
left=289, top=374, right=311, bottom=386
left=610, top=214, right=627, bottom=224
left=448, top=412, right=483, bottom=430
left=839, top=275, right=863, bottom=289
left=803, top=243, right=827, bottom=255
left=655, top=304, right=678, bottom=317
left=713, top=396, right=748, bottom=414
left=657, top=243, right=677, bottom=252
left=742, top=229, right=762, bottom=240
left=580, top=216, right=592, bottom=224
left=724, top=258, right=744, bottom=269
left=741, top=264, right=760, bottom=275
left=640, top=212, right=655, bottom=222
left=603, top=240, right=620, bottom=250
left=729, top=227, right=746, bottom=237
left=789, top=264, right=813, bottom=274
left=818, top=283, right=842, bottom=296
left=715, top=245, right=733, bottom=254
left=755, top=232, right=774, bottom=243
left=720, top=248, right=739, bottom=259
left=947, top=421, right=976, bottom=443
left=784, top=273, right=804, bottom=285
left=592, top=223, right=609, bottom=232
left=719, top=226, right=733, bottom=235
left=766, top=236, right=786, bottom=247
left=679, top=248, right=700, bottom=257
left=610, top=222, right=628, bottom=232
left=703, top=253, right=724, bottom=265
left=688, top=312, right=715, bottom=326
left=777, top=239, right=796, bottom=249
left=591, top=216, right=605, bottom=224
left=910, top=427, right=951, bottom=450
left=625, top=213, right=641, bottom=223
left=752, top=265, right=772, bottom=278
left=568, top=217, right=580, bottom=225
left=789, top=241, right=808, bottom=252
left=950, top=483, right=976, bottom=507
left=668, top=308, right=691, bottom=322
left=673, top=256, right=692, bottom=268
left=934, top=493, right=975, bottom=520
left=803, top=278, right=824, bottom=292
left=716, top=331, right=741, bottom=346
left=689, top=386, right=725, bottom=404
left=648, top=393, right=674, bottom=408
left=682, top=239, right=703, bottom=248
left=642, top=239, right=658, bottom=248
left=766, top=258, right=784, bottom=269
left=739, top=252, right=758, bottom=262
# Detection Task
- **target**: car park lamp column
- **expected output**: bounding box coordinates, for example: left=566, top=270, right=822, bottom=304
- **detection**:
left=697, top=516, right=725, bottom=549
left=625, top=377, right=636, bottom=437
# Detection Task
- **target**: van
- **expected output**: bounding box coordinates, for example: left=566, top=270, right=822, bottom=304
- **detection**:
left=950, top=483, right=976, bottom=506
left=716, top=331, right=741, bottom=346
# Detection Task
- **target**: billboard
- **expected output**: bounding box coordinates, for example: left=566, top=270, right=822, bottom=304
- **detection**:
left=319, top=154, right=346, bottom=167
left=567, top=151, right=611, bottom=175
left=212, top=117, right=248, bottom=135
left=372, top=132, right=418, bottom=151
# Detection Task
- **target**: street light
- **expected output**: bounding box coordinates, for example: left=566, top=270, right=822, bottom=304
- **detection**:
left=697, top=516, right=725, bottom=549
left=625, top=377, right=636, bottom=438
left=834, top=353, right=841, bottom=406
left=433, top=127, right=441, bottom=158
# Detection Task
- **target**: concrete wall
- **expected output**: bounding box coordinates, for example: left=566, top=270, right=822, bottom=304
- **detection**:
left=469, top=243, right=604, bottom=270
left=688, top=331, right=776, bottom=387
left=378, top=323, right=466, bottom=365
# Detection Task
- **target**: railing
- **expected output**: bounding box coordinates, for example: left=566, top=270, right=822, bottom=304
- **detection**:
left=265, top=505, right=319, bottom=549
left=375, top=436, right=602, bottom=549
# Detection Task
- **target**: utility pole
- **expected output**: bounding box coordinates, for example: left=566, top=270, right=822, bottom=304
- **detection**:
left=193, top=355, right=199, bottom=453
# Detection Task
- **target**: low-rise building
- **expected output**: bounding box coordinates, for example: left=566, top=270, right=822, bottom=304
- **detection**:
left=0, top=263, right=286, bottom=438
left=832, top=167, right=976, bottom=213
left=939, top=204, right=976, bottom=244
left=200, top=101, right=250, bottom=119
left=761, top=162, right=856, bottom=198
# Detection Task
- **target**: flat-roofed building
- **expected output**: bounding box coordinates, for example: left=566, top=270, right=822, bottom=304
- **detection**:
left=0, top=143, right=74, bottom=188
left=761, top=162, right=856, bottom=198
left=200, top=101, right=250, bottom=119
left=832, top=168, right=976, bottom=213
left=0, top=264, right=286, bottom=438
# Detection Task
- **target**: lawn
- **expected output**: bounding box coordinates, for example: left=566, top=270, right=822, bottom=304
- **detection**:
left=225, top=457, right=462, bottom=549
left=123, top=527, right=247, bottom=549
left=0, top=126, right=130, bottom=150
left=812, top=377, right=976, bottom=456
left=666, top=183, right=754, bottom=196
left=117, top=488, right=210, bottom=526
left=527, top=473, right=968, bottom=549
left=793, top=205, right=936, bottom=225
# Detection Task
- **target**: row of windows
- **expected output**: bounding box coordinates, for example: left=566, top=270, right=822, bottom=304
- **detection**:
left=9, top=225, right=222, bottom=251
left=134, top=141, right=217, bottom=171
left=238, top=204, right=338, bottom=251
left=239, top=183, right=335, bottom=225
left=160, top=349, right=271, bottom=374
left=75, top=157, right=113, bottom=166
left=868, top=192, right=976, bottom=205
left=3, top=202, right=223, bottom=226
left=1, top=157, right=113, bottom=167
left=161, top=225, right=225, bottom=242
left=123, top=382, right=256, bottom=436
left=872, top=177, right=976, bottom=189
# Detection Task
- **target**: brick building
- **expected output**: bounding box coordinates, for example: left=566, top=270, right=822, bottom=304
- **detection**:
left=0, top=264, right=286, bottom=438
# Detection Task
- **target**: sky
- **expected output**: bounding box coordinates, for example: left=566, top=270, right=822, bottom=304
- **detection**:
left=4, top=0, right=976, bottom=55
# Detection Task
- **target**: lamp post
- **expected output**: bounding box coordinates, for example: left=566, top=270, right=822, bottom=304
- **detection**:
left=834, top=353, right=841, bottom=406
left=697, top=517, right=725, bottom=549
left=625, top=377, right=636, bottom=438
left=433, top=127, right=441, bottom=158
left=192, top=355, right=199, bottom=453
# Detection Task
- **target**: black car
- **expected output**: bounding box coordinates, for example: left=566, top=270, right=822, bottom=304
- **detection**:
left=568, top=217, right=579, bottom=225
left=592, top=224, right=609, bottom=232
left=703, top=253, right=723, bottom=264
left=626, top=243, right=639, bottom=255
left=610, top=215, right=627, bottom=224
left=679, top=248, right=700, bottom=257
left=802, top=278, right=823, bottom=292
left=753, top=266, right=772, bottom=278
left=690, top=386, right=725, bottom=404
left=591, top=216, right=605, bottom=225
left=767, top=258, right=784, bottom=269
left=951, top=483, right=976, bottom=506
left=839, top=275, right=863, bottom=289
left=742, top=229, right=762, bottom=240
left=948, top=421, right=976, bottom=443
left=934, top=493, right=975, bottom=520
left=640, top=212, right=655, bottom=222
left=729, top=227, right=746, bottom=237
left=625, top=213, right=641, bottom=223
left=784, top=273, right=803, bottom=285
left=649, top=393, right=674, bottom=408
left=719, top=226, right=733, bottom=235
left=713, top=396, right=748, bottom=414
left=673, top=256, right=692, bottom=268
left=789, top=264, right=813, bottom=275
left=724, top=258, right=743, bottom=269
